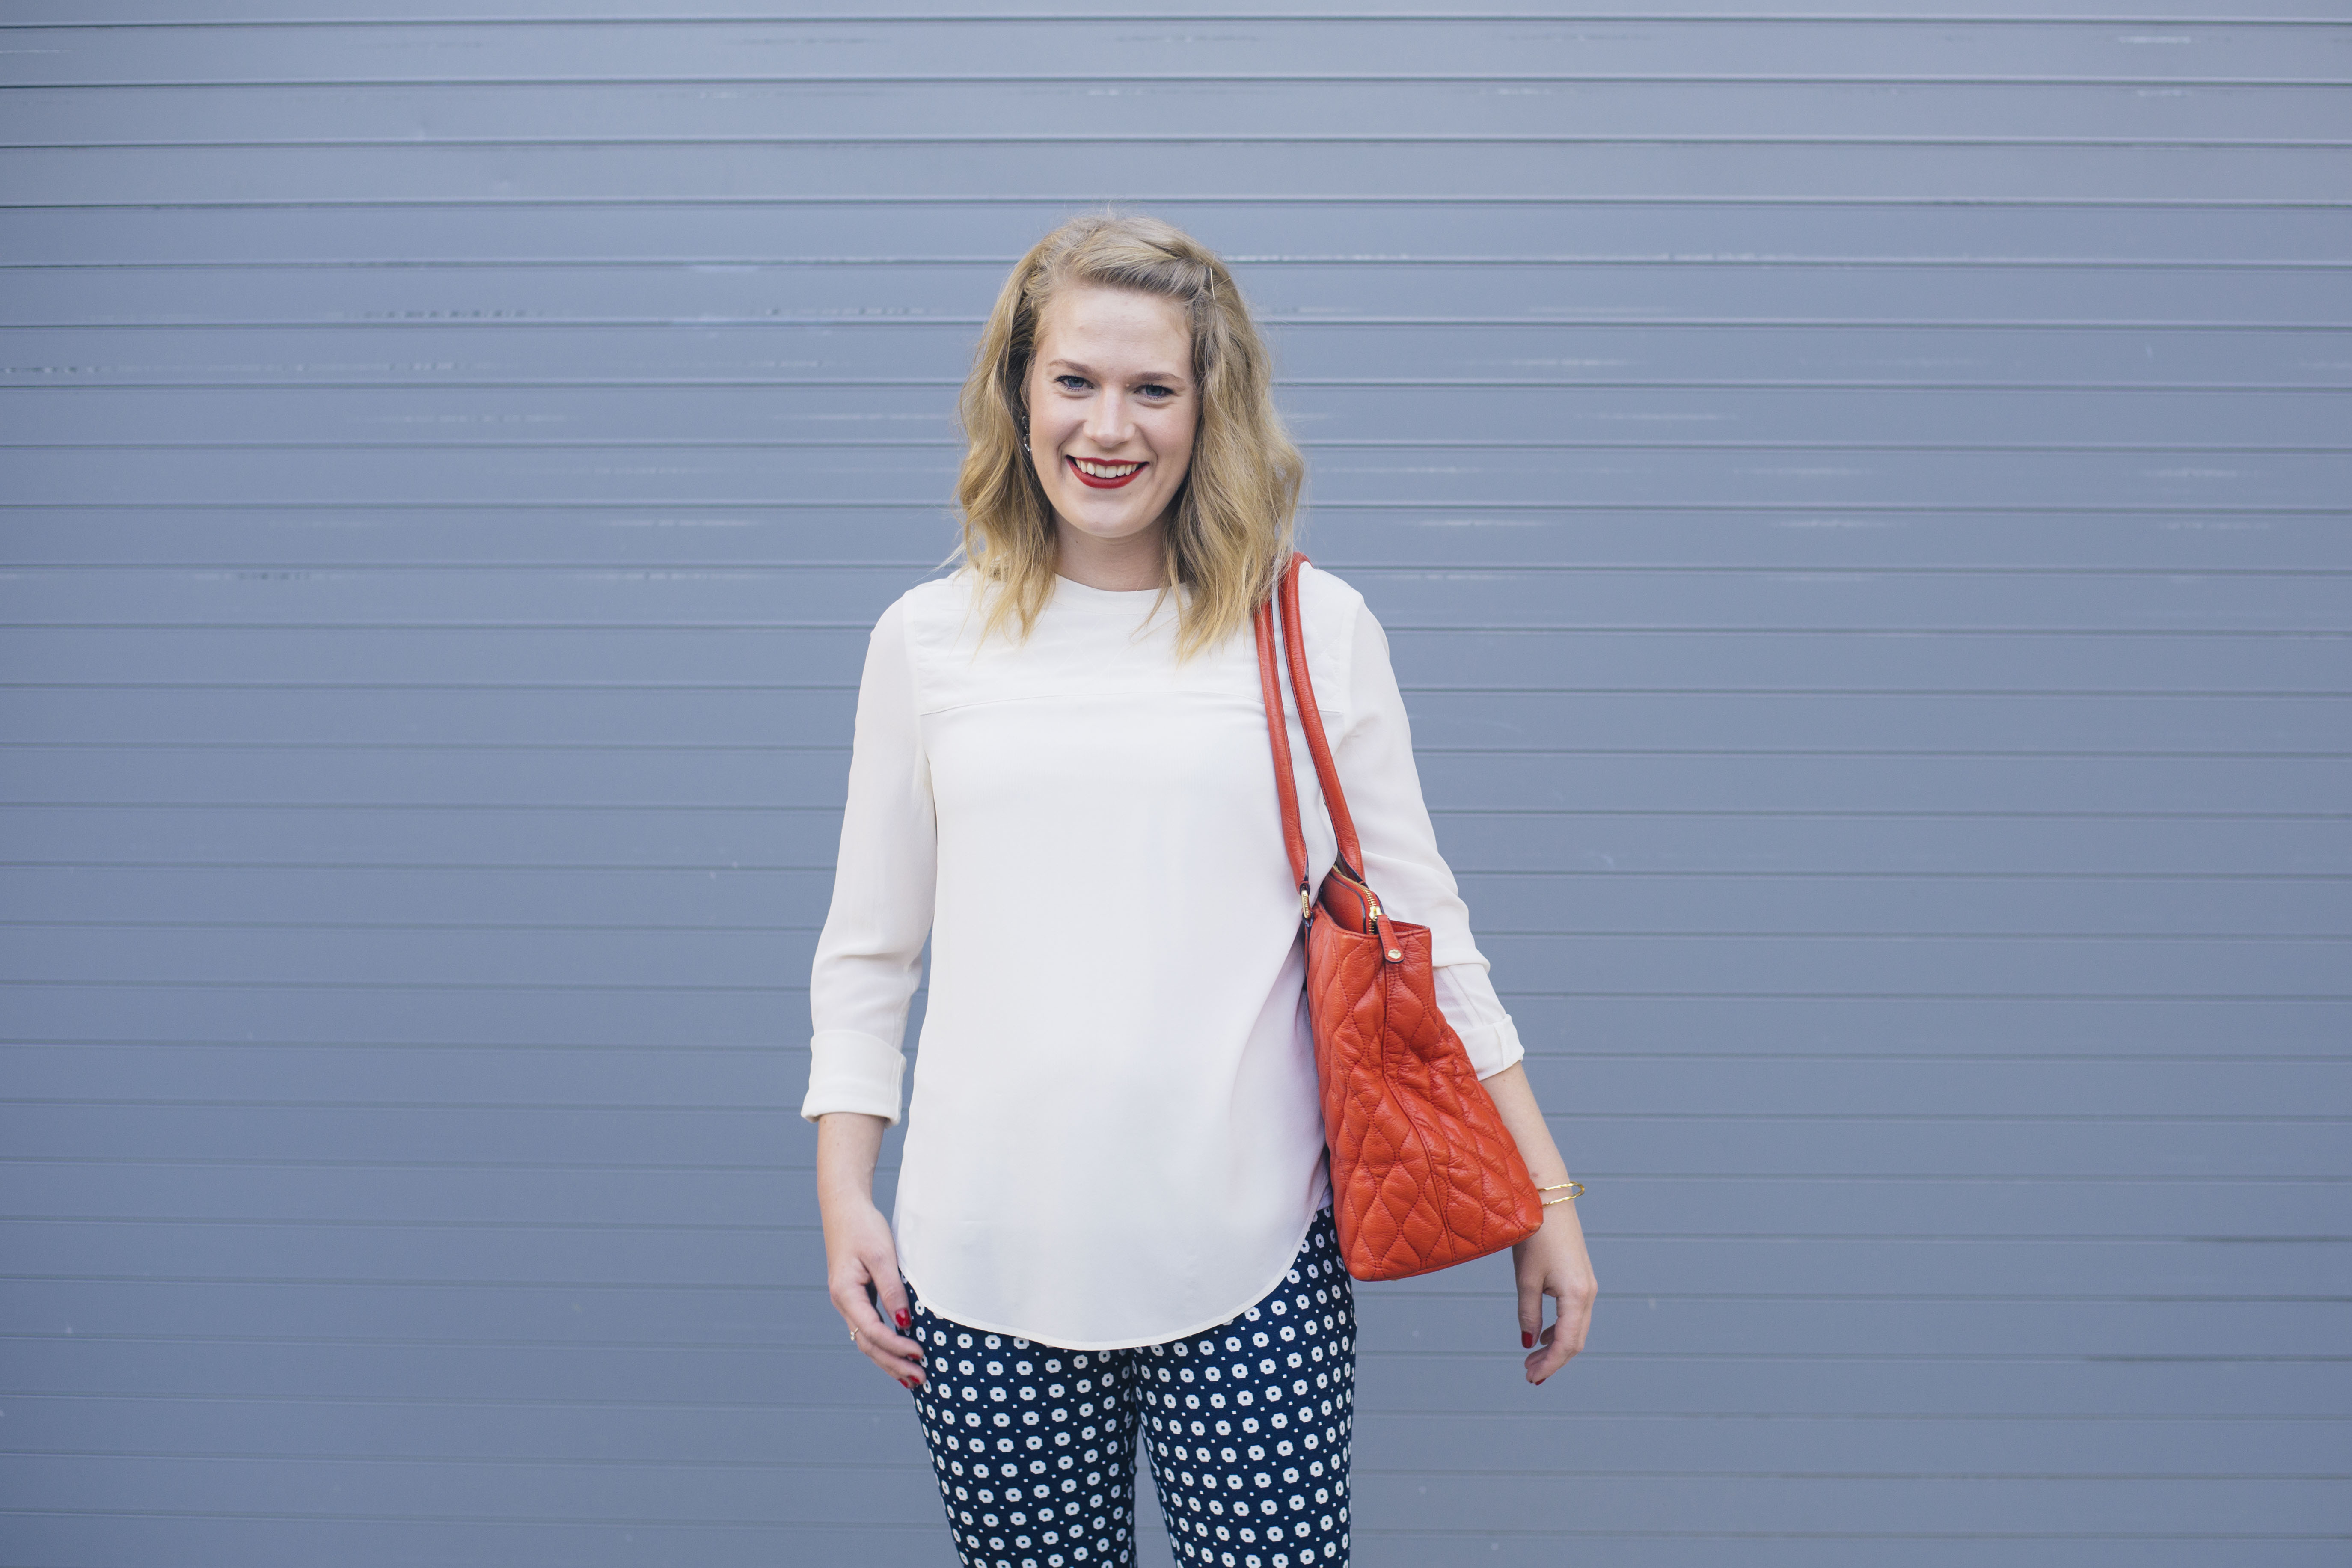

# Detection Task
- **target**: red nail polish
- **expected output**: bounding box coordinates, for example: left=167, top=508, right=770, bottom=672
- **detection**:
left=895, top=1310, right=911, bottom=1329
left=1520, top=1332, right=1534, bottom=1349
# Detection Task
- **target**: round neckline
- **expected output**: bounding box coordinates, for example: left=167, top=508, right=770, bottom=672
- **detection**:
left=1052, top=573, right=1173, bottom=600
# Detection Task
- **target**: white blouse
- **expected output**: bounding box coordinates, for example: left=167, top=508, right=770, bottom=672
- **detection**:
left=800, top=562, right=1526, bottom=1349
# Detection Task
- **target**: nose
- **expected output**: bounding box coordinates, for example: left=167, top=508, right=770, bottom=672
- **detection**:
left=1084, top=388, right=1135, bottom=451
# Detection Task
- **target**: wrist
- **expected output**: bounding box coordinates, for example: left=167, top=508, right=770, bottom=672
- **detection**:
left=816, top=1169, right=882, bottom=1212
left=1532, top=1176, right=1583, bottom=1215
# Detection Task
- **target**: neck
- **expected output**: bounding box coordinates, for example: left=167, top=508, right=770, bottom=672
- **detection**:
left=1054, top=518, right=1168, bottom=592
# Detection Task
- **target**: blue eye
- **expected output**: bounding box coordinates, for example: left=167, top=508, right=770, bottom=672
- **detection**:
left=1055, top=375, right=1089, bottom=391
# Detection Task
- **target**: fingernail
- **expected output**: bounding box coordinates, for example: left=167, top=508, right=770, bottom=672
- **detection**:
left=895, top=1310, right=910, bottom=1329
left=1520, top=1332, right=1534, bottom=1349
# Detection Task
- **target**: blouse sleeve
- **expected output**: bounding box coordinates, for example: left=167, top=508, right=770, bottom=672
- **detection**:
left=799, top=597, right=938, bottom=1124
left=1330, top=593, right=1529, bottom=1081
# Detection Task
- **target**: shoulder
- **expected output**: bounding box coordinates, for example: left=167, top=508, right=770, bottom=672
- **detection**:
left=867, top=570, right=978, bottom=648
left=863, top=572, right=992, bottom=713
left=849, top=574, right=972, bottom=704
left=875, top=571, right=972, bottom=627
left=1295, top=558, right=1369, bottom=624
left=1292, top=559, right=1373, bottom=659
left=1289, top=557, right=1373, bottom=663
left=1288, top=560, right=1383, bottom=719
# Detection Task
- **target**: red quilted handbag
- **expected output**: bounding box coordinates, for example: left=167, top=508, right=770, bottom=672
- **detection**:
left=1254, top=553, right=1544, bottom=1281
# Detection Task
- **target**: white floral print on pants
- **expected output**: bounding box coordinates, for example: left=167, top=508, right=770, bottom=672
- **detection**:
left=905, top=1205, right=1357, bottom=1568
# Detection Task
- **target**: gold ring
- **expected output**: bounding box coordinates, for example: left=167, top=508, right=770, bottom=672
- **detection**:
left=849, top=1327, right=861, bottom=1344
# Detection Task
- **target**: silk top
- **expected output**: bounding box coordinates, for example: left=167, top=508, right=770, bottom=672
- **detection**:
left=799, top=563, right=1526, bottom=1348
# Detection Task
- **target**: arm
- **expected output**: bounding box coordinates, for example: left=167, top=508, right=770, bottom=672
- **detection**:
left=1485, top=1063, right=1598, bottom=1384
left=803, top=599, right=936, bottom=1389
left=818, top=1111, right=926, bottom=1387
left=1323, top=587, right=1526, bottom=1079
left=1325, top=585, right=1597, bottom=1384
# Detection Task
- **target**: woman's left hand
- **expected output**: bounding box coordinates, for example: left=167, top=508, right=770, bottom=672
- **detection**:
left=1477, top=1061, right=1599, bottom=1385
left=1513, top=1197, right=1598, bottom=1384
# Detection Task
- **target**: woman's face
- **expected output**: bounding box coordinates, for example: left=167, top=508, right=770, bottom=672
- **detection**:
left=1023, top=284, right=1198, bottom=556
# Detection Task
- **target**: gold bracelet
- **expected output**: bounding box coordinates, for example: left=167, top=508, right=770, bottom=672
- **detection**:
left=1537, top=1180, right=1585, bottom=1206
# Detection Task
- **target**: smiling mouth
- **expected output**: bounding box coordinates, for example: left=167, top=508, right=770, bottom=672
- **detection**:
left=1068, top=456, right=1147, bottom=489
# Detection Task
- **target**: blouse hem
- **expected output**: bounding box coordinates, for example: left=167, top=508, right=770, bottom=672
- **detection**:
left=901, top=1197, right=1335, bottom=1354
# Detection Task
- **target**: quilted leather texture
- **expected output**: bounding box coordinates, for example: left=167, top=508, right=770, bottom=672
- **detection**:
left=1305, top=896, right=1544, bottom=1280
left=1255, top=555, right=1544, bottom=1282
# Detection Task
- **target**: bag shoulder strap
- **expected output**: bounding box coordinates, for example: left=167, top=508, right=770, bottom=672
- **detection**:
left=1254, top=567, right=1311, bottom=895
left=1254, top=552, right=1366, bottom=896
left=1278, top=555, right=1366, bottom=875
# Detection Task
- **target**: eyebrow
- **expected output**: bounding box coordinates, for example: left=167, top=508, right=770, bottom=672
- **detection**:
left=1044, top=358, right=1188, bottom=387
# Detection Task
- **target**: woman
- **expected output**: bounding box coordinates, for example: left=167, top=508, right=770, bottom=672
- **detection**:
left=803, top=213, right=1596, bottom=1568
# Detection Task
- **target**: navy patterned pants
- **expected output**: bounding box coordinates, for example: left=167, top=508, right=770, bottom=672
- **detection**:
left=903, top=1205, right=1357, bottom=1568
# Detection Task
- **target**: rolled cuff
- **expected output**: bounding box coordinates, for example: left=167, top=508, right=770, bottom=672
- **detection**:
left=1433, top=962, right=1528, bottom=1080
left=799, top=1029, right=907, bottom=1124
left=1458, top=1013, right=1528, bottom=1081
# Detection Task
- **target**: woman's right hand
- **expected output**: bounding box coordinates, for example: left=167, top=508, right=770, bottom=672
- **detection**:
left=815, top=1111, right=927, bottom=1389
left=823, top=1194, right=928, bottom=1388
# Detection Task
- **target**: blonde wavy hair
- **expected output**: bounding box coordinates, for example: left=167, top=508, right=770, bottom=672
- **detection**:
left=954, top=212, right=1304, bottom=659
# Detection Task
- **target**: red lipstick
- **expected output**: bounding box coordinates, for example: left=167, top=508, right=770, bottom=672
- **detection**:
left=1067, top=455, right=1147, bottom=490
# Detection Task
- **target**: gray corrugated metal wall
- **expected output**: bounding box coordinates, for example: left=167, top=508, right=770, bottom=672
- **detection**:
left=3, top=3, right=2346, bottom=1563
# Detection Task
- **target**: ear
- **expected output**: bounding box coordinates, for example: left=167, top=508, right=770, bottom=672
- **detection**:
left=1003, top=354, right=1031, bottom=432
